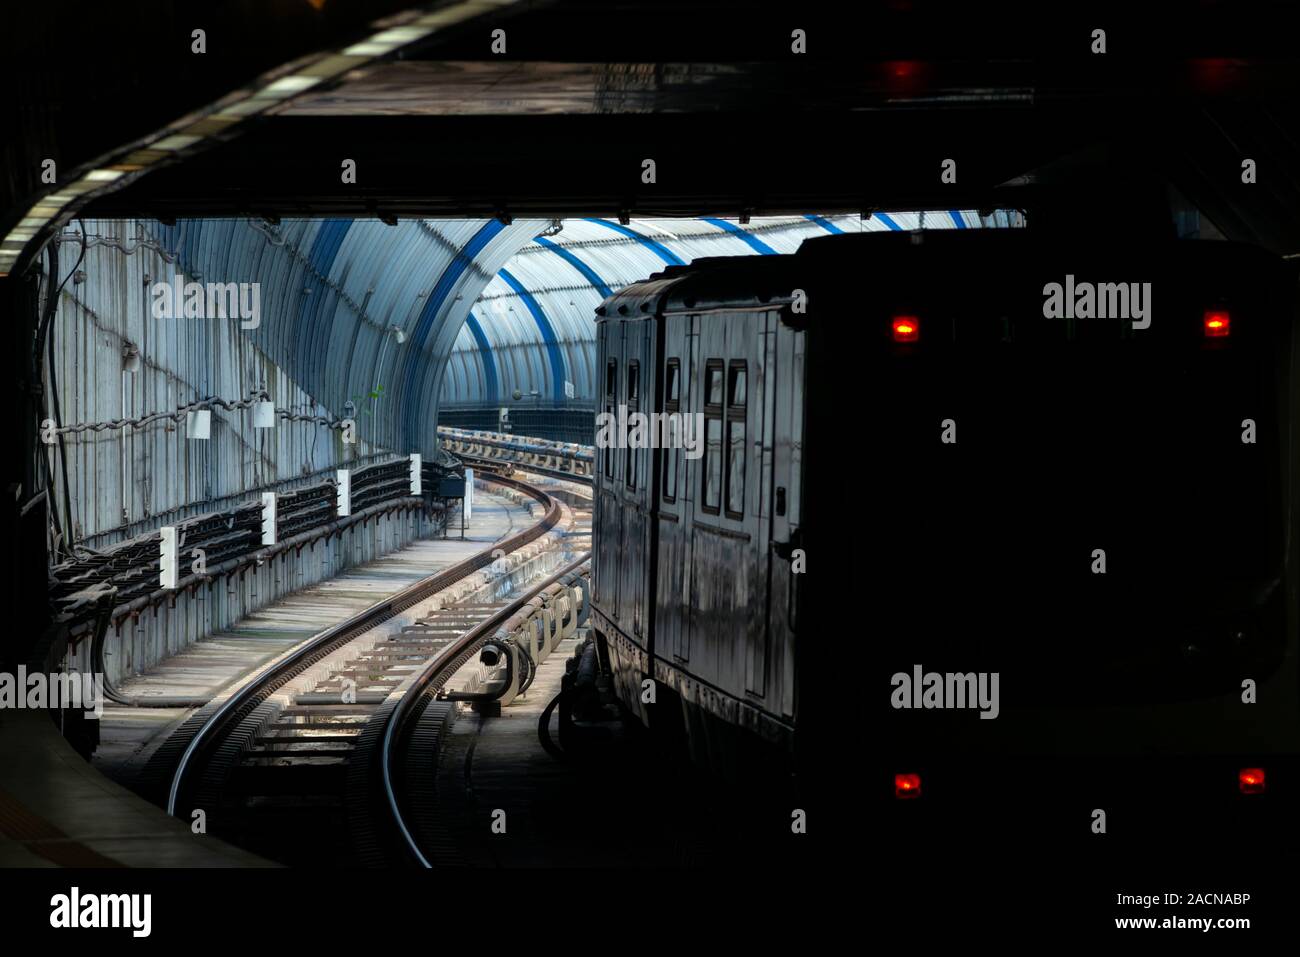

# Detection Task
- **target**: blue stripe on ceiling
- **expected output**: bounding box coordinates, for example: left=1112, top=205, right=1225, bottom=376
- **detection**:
left=299, top=218, right=352, bottom=391
left=402, top=219, right=507, bottom=442
left=464, top=312, right=499, bottom=404
left=876, top=213, right=904, bottom=231
left=533, top=236, right=613, bottom=297
left=583, top=218, right=684, bottom=266
left=804, top=214, right=845, bottom=235
left=499, top=267, right=567, bottom=404
left=701, top=217, right=778, bottom=255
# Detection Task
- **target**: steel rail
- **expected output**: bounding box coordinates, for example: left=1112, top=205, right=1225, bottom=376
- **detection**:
left=455, top=452, right=594, bottom=487
left=164, top=471, right=562, bottom=817
left=381, top=551, right=592, bottom=867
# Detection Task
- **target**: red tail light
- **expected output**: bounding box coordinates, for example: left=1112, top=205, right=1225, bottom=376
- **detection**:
left=1239, top=768, right=1265, bottom=794
left=895, top=773, right=922, bottom=799
left=892, top=316, right=920, bottom=343
left=1204, top=310, right=1230, bottom=338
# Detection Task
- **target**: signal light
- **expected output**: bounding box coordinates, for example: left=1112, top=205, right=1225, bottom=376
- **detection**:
left=1239, top=768, right=1265, bottom=795
left=1204, top=310, right=1230, bottom=338
left=895, top=773, right=922, bottom=799
left=892, top=316, right=920, bottom=343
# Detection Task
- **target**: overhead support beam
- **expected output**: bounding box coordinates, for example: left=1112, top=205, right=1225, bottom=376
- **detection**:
left=75, top=109, right=1146, bottom=223
left=0, top=0, right=532, bottom=276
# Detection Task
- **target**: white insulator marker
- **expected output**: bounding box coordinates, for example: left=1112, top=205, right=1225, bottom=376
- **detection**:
left=409, top=453, right=422, bottom=495
left=337, top=469, right=351, bottom=517
left=261, top=492, right=277, bottom=545
left=160, top=526, right=179, bottom=589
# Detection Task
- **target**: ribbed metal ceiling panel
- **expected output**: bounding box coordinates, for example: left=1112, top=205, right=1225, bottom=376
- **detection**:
left=442, top=212, right=1020, bottom=406
left=142, top=216, right=548, bottom=458
left=133, top=212, right=1019, bottom=456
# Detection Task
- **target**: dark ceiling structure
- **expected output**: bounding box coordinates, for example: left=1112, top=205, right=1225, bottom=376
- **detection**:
left=4, top=1, right=1300, bottom=264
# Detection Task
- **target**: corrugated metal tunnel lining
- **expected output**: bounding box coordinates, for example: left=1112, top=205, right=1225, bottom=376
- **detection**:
left=45, top=210, right=1018, bottom=550
left=441, top=210, right=1021, bottom=409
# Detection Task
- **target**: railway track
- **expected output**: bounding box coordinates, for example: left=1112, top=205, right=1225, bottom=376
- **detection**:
left=362, top=553, right=590, bottom=867
left=436, top=427, right=593, bottom=482
left=135, top=471, right=588, bottom=866
left=456, top=453, right=595, bottom=487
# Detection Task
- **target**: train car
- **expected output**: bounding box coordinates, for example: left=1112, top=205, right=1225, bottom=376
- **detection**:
left=592, top=253, right=820, bottom=787
left=591, top=228, right=1300, bottom=836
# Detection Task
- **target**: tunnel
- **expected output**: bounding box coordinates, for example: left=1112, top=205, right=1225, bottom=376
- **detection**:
left=2, top=0, right=1300, bottom=941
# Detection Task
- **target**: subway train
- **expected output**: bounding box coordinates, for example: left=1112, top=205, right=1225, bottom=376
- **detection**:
left=590, top=227, right=1300, bottom=829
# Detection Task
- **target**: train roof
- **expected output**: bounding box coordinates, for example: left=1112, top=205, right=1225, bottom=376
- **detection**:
left=595, top=253, right=802, bottom=319
left=593, top=231, right=1006, bottom=319
left=594, top=229, right=1293, bottom=321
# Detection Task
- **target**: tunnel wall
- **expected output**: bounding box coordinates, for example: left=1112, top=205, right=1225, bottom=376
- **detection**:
left=44, top=220, right=390, bottom=552
left=46, top=212, right=1018, bottom=556
left=147, top=217, right=550, bottom=462
left=45, top=216, right=559, bottom=553
left=43, top=216, right=551, bottom=685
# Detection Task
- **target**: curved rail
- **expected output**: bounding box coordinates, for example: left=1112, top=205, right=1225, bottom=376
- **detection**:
left=456, top=452, right=594, bottom=487
left=163, top=471, right=563, bottom=818
left=439, top=426, right=594, bottom=480
left=380, top=551, right=592, bottom=867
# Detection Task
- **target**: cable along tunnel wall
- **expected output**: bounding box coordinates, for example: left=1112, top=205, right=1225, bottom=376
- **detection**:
left=40, top=219, right=393, bottom=554
left=37, top=219, right=464, bottom=689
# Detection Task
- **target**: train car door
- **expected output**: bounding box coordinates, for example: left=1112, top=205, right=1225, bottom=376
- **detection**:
left=765, top=310, right=804, bottom=720
left=688, top=308, right=772, bottom=710
left=655, top=313, right=693, bottom=669
left=595, top=320, right=623, bottom=621
left=619, top=317, right=654, bottom=645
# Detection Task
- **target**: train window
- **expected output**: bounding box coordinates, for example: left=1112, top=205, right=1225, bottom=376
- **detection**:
left=725, top=361, right=747, bottom=517
left=728, top=363, right=747, bottom=408
left=726, top=420, right=746, bottom=517
left=705, top=365, right=724, bottom=406
left=704, top=360, right=724, bottom=412
left=663, top=359, right=681, bottom=502
left=663, top=448, right=678, bottom=501
left=665, top=361, right=680, bottom=404
left=626, top=361, right=640, bottom=491
left=703, top=419, right=723, bottom=511
left=604, top=359, right=617, bottom=481
left=702, top=359, right=724, bottom=513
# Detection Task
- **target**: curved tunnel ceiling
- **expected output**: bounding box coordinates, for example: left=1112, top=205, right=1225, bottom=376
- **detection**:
left=442, top=210, right=1021, bottom=407
left=134, top=210, right=1017, bottom=458
left=145, top=216, right=549, bottom=459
